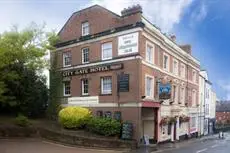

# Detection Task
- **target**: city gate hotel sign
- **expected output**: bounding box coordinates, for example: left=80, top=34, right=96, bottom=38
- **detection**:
left=62, top=63, right=123, bottom=77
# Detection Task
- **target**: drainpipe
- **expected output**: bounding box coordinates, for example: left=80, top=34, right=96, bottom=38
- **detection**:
left=186, top=62, right=190, bottom=136
left=204, top=80, right=206, bottom=135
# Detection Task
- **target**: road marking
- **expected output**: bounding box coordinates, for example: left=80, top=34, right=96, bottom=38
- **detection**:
left=211, top=144, right=219, bottom=148
left=196, top=148, right=207, bottom=153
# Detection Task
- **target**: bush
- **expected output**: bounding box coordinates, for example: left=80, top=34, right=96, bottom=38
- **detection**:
left=58, top=106, right=92, bottom=129
left=14, top=115, right=30, bottom=127
left=87, top=117, right=121, bottom=136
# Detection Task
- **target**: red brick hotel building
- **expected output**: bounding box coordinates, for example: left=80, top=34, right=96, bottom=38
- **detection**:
left=52, top=5, right=200, bottom=144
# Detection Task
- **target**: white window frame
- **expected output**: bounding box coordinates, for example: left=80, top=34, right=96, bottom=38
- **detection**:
left=145, top=75, right=154, bottom=99
left=192, top=69, right=196, bottom=83
left=192, top=89, right=196, bottom=107
left=63, top=81, right=71, bottom=96
left=146, top=41, right=154, bottom=64
left=157, top=46, right=161, bottom=66
left=180, top=87, right=185, bottom=105
left=172, top=85, right=178, bottom=103
left=82, top=21, right=89, bottom=36
left=163, top=53, right=170, bottom=71
left=173, top=58, right=179, bottom=75
left=180, top=63, right=186, bottom=78
left=101, top=42, right=112, bottom=60
left=81, top=79, right=89, bottom=95
left=190, top=116, right=196, bottom=129
left=82, top=48, right=89, bottom=64
left=63, top=52, right=71, bottom=67
left=101, top=76, right=112, bottom=94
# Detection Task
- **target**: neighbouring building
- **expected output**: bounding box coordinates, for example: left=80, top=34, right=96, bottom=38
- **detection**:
left=51, top=5, right=200, bottom=144
left=199, top=70, right=216, bottom=135
left=198, top=71, right=205, bottom=136
left=210, top=90, right=216, bottom=123
left=216, top=101, right=230, bottom=124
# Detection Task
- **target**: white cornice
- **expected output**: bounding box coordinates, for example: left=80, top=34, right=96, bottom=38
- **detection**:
left=60, top=54, right=198, bottom=87
left=55, top=28, right=143, bottom=51
left=60, top=55, right=142, bottom=71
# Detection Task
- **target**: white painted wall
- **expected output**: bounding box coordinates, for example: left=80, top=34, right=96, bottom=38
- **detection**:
left=205, top=82, right=212, bottom=119
left=210, top=91, right=216, bottom=119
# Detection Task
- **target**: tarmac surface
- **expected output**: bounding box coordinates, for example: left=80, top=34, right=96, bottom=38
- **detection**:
left=0, top=138, right=122, bottom=153
left=1, top=133, right=230, bottom=153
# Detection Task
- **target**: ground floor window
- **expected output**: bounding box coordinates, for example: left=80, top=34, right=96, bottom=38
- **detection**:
left=161, top=125, right=167, bottom=135
left=190, top=116, right=196, bottom=129
left=101, top=76, right=112, bottom=94
left=63, top=81, right=71, bottom=96
left=81, top=79, right=89, bottom=95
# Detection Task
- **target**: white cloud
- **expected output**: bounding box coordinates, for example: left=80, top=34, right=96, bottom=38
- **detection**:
left=90, top=0, right=193, bottom=32
left=217, top=80, right=230, bottom=100
left=189, top=1, right=208, bottom=27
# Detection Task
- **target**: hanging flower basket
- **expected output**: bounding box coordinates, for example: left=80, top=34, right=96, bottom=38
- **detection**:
left=179, top=115, right=190, bottom=123
left=169, top=117, right=177, bottom=124
left=160, top=117, right=169, bottom=126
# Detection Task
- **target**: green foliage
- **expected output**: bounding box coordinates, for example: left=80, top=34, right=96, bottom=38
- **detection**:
left=1, top=63, right=48, bottom=117
left=0, top=23, right=58, bottom=117
left=87, top=117, right=121, bottom=136
left=46, top=51, right=62, bottom=120
left=14, top=114, right=30, bottom=127
left=58, top=107, right=92, bottom=129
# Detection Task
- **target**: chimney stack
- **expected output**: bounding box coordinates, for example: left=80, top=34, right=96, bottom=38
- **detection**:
left=180, top=44, right=192, bottom=55
left=170, top=35, right=176, bottom=42
left=121, top=4, right=142, bottom=16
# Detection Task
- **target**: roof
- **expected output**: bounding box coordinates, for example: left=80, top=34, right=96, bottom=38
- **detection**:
left=58, top=5, right=121, bottom=35
left=55, top=22, right=145, bottom=48
left=216, top=102, right=230, bottom=112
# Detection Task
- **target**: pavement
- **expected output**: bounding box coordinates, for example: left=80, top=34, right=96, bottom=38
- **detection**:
left=127, top=133, right=225, bottom=153
left=0, top=133, right=229, bottom=153
left=134, top=133, right=229, bottom=153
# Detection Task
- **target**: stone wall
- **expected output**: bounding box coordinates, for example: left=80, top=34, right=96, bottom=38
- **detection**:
left=0, top=125, right=137, bottom=149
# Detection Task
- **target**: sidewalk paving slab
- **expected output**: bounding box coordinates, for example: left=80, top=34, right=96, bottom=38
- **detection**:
left=125, top=134, right=220, bottom=153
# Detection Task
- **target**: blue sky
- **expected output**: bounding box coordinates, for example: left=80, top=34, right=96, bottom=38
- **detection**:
left=0, top=0, right=229, bottom=100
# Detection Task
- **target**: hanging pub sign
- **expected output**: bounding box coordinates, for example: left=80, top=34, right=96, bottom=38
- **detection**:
left=62, top=63, right=123, bottom=77
left=159, top=82, right=171, bottom=100
left=117, top=74, right=129, bottom=92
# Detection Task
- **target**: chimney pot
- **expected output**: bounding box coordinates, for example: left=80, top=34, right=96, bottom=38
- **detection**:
left=170, top=35, right=176, bottom=42
left=180, top=44, right=192, bottom=55
left=121, top=5, right=142, bottom=16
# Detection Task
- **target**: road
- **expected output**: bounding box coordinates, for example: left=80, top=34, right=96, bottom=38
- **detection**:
left=155, top=133, right=230, bottom=153
left=1, top=133, right=230, bottom=153
left=0, top=138, right=122, bottom=153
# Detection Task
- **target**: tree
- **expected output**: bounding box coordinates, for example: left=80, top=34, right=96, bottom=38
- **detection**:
left=2, top=63, right=48, bottom=117
left=0, top=23, right=59, bottom=117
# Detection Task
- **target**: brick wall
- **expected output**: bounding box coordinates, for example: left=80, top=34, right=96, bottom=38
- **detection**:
left=58, top=5, right=142, bottom=42
left=216, top=112, right=230, bottom=123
